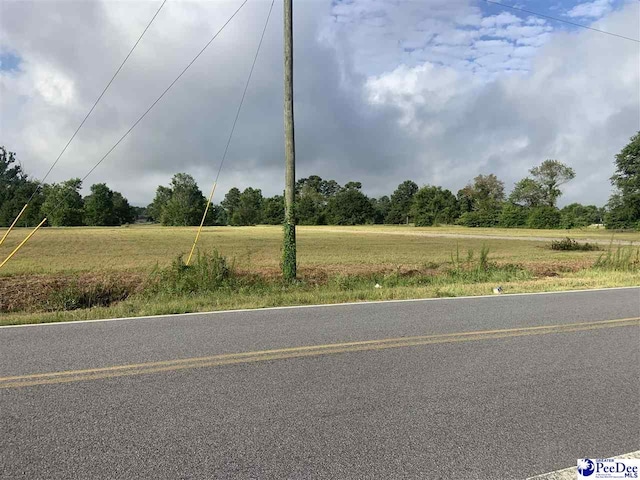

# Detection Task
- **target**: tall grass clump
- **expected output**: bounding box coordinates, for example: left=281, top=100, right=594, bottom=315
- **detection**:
left=447, top=243, right=530, bottom=284
left=148, top=250, right=234, bottom=295
left=593, top=243, right=639, bottom=272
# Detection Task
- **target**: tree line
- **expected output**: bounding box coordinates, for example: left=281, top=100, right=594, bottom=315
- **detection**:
left=1, top=132, right=638, bottom=229
left=0, top=146, right=137, bottom=227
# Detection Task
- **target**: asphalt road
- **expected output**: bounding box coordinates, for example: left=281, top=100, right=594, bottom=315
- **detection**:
left=1, top=288, right=638, bottom=479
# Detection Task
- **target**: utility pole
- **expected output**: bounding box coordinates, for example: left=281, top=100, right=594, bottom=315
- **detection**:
left=282, top=0, right=296, bottom=280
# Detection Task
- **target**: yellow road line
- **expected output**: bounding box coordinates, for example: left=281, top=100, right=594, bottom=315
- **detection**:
left=1, top=317, right=637, bottom=389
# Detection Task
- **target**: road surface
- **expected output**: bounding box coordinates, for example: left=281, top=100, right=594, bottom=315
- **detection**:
left=1, top=288, right=639, bottom=479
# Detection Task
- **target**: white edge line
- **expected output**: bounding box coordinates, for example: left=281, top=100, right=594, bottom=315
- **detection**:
left=1, top=285, right=638, bottom=329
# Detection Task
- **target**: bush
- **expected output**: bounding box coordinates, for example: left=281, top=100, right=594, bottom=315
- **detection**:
left=527, top=206, right=561, bottom=229
left=458, top=210, right=500, bottom=227
left=148, top=250, right=233, bottom=295
left=499, top=203, right=528, bottom=228
left=550, top=237, right=600, bottom=251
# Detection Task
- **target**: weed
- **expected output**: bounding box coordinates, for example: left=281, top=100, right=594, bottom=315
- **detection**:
left=593, top=243, right=639, bottom=271
left=44, top=280, right=129, bottom=311
left=148, top=250, right=234, bottom=295
left=550, top=237, right=600, bottom=251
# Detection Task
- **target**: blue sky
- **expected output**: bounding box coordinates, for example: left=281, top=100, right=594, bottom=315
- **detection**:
left=0, top=51, right=20, bottom=72
left=0, top=0, right=638, bottom=206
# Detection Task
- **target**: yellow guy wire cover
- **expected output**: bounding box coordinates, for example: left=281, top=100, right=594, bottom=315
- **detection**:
left=186, top=182, right=217, bottom=266
left=0, top=203, right=29, bottom=248
left=0, top=217, right=47, bottom=271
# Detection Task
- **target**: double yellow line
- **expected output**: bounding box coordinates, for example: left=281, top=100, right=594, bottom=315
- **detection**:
left=1, top=317, right=637, bottom=389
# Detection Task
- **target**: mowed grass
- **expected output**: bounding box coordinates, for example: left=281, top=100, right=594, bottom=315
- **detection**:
left=2, top=224, right=637, bottom=276
left=0, top=224, right=638, bottom=326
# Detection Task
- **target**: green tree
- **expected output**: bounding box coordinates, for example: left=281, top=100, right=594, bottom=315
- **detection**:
left=499, top=203, right=528, bottom=227
left=386, top=180, right=418, bottom=224
left=231, top=187, right=263, bottom=226
left=526, top=206, right=561, bottom=229
left=221, top=187, right=241, bottom=222
left=411, top=186, right=458, bottom=226
left=161, top=173, right=206, bottom=226
left=83, top=183, right=117, bottom=226
left=0, top=146, right=44, bottom=227
left=457, top=185, right=474, bottom=214
left=296, top=184, right=325, bottom=225
left=456, top=174, right=504, bottom=227
left=560, top=203, right=602, bottom=229
left=262, top=195, right=284, bottom=225
left=147, top=186, right=171, bottom=223
left=41, top=178, right=84, bottom=226
left=326, top=187, right=374, bottom=225
left=509, top=178, right=545, bottom=208
left=605, top=132, right=640, bottom=229
left=112, top=191, right=136, bottom=225
left=371, top=196, right=390, bottom=224
left=529, top=159, right=575, bottom=207
left=204, top=204, right=228, bottom=226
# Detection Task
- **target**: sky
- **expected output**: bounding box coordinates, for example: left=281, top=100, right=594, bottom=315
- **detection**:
left=0, top=0, right=638, bottom=207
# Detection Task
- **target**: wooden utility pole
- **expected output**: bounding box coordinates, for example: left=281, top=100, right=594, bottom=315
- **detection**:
left=282, top=0, right=296, bottom=280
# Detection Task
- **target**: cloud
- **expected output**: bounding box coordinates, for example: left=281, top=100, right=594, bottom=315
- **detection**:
left=566, top=0, right=613, bottom=18
left=0, top=0, right=638, bottom=210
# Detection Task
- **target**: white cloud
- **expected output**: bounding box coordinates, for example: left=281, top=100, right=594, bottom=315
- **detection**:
left=0, top=0, right=637, bottom=210
left=566, top=0, right=613, bottom=18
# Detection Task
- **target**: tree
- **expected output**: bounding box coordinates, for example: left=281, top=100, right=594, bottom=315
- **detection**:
left=457, top=185, right=474, bottom=214
left=0, top=146, right=44, bottom=227
left=295, top=175, right=323, bottom=194
left=231, top=187, right=263, bottom=225
left=526, top=206, right=561, bottom=229
left=560, top=203, right=602, bottom=229
left=371, top=196, right=390, bottom=224
left=161, top=173, right=206, bottom=226
left=411, top=186, right=458, bottom=226
left=221, top=187, right=241, bottom=222
left=113, top=191, right=136, bottom=225
left=205, top=204, right=228, bottom=226
left=297, top=186, right=325, bottom=225
left=147, top=186, right=171, bottom=223
left=41, top=178, right=84, bottom=226
left=605, top=132, right=640, bottom=229
left=468, top=174, right=505, bottom=211
left=84, top=183, right=117, bottom=226
left=456, top=174, right=504, bottom=227
left=262, top=195, right=284, bottom=225
left=326, top=188, right=374, bottom=225
left=319, top=179, right=341, bottom=197
left=386, top=180, right=418, bottom=224
left=509, top=178, right=545, bottom=208
left=529, top=159, right=575, bottom=207
left=499, top=203, right=528, bottom=228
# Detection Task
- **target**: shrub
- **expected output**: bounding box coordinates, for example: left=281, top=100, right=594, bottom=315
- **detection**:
left=458, top=210, right=500, bottom=227
left=499, top=203, right=528, bottom=228
left=550, top=237, right=601, bottom=251
left=148, top=250, right=233, bottom=295
left=527, top=206, right=561, bottom=229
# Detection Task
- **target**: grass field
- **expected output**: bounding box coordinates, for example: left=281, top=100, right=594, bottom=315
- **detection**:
left=1, top=224, right=638, bottom=325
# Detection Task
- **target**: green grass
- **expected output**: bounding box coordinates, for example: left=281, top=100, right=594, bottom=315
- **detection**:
left=3, top=224, right=636, bottom=276
left=0, top=224, right=638, bottom=326
left=3, top=269, right=638, bottom=327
